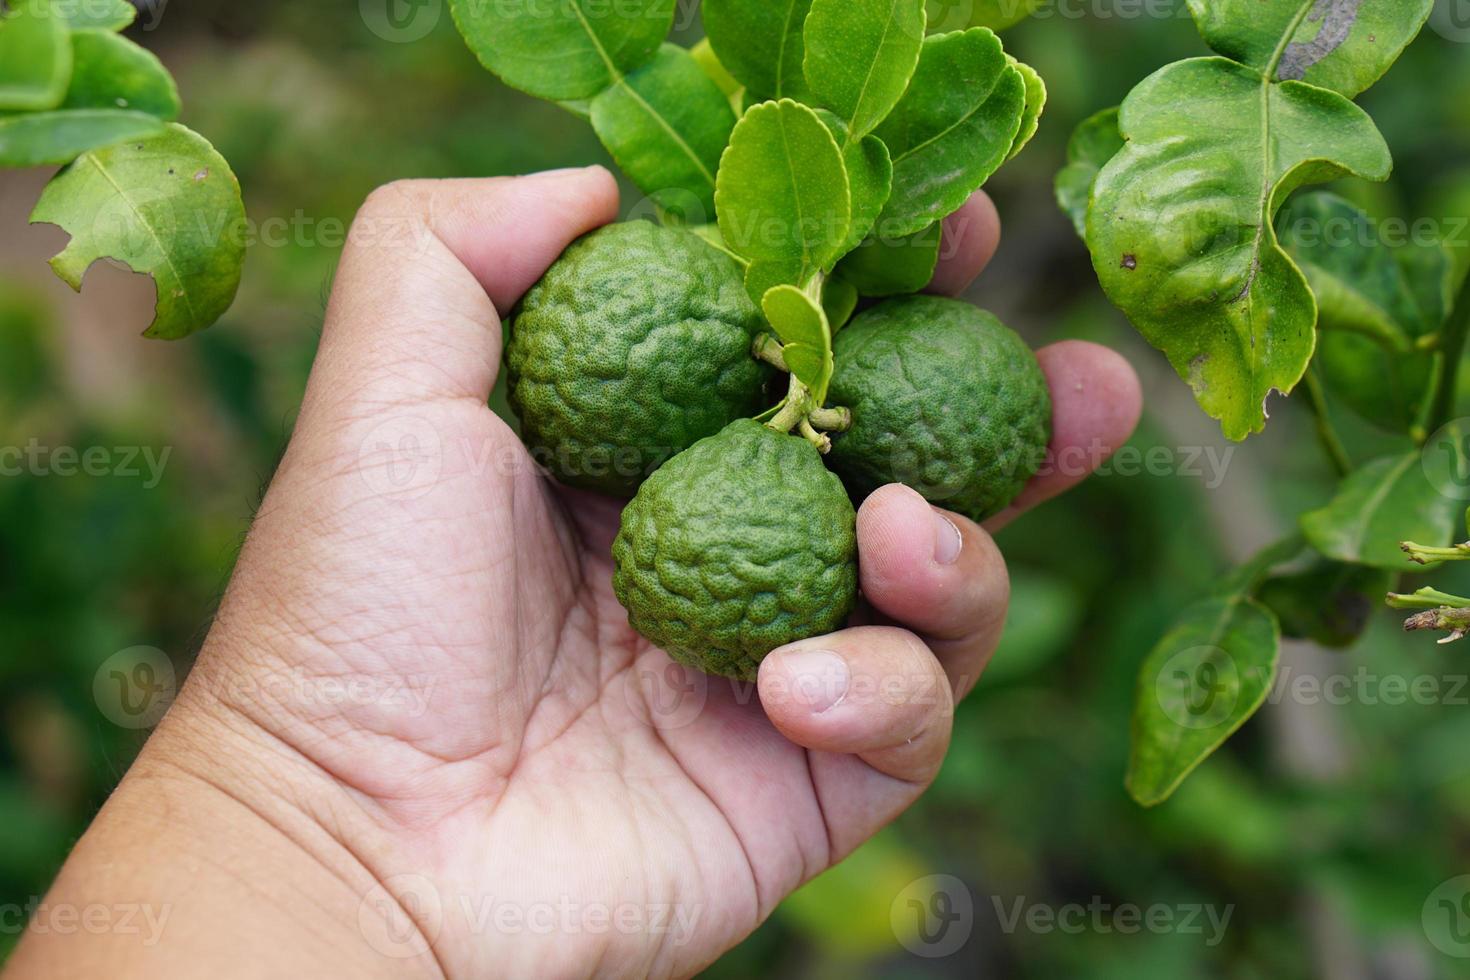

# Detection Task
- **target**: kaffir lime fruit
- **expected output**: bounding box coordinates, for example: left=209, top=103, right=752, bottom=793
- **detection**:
left=612, top=419, right=858, bottom=680
left=506, top=221, right=773, bottom=496
left=827, top=295, right=1051, bottom=523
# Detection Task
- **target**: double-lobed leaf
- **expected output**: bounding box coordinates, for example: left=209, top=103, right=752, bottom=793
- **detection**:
left=1054, top=106, right=1121, bottom=237
left=31, top=124, right=247, bottom=339
left=1301, top=425, right=1469, bottom=569
left=1277, top=191, right=1453, bottom=433
left=0, top=0, right=72, bottom=112
left=591, top=45, right=735, bottom=223
left=64, top=29, right=181, bottom=119
left=1126, top=595, right=1280, bottom=807
left=873, top=28, right=1025, bottom=238
left=804, top=0, right=927, bottom=140
left=1186, top=0, right=1435, bottom=98
left=702, top=0, right=814, bottom=101
left=448, top=0, right=676, bottom=101
left=715, top=99, right=851, bottom=280
left=814, top=110, right=892, bottom=258
left=1088, top=57, right=1392, bottom=441
left=1006, top=55, right=1045, bottom=161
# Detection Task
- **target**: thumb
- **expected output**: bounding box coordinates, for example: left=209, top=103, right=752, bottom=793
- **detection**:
left=299, top=167, right=619, bottom=428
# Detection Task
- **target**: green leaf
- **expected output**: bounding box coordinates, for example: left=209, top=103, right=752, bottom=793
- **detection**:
left=1278, top=191, right=1451, bottom=433
left=58, top=0, right=137, bottom=30
left=689, top=37, right=743, bottom=104
left=1054, top=106, right=1122, bottom=238
left=814, top=109, right=892, bottom=257
left=803, top=0, right=926, bottom=139
left=1087, top=58, right=1392, bottom=441
left=715, top=99, right=851, bottom=276
left=1126, top=596, right=1280, bottom=807
left=591, top=45, right=736, bottom=223
left=702, top=0, right=814, bottom=101
left=822, top=276, right=858, bottom=331
left=873, top=28, right=1025, bottom=238
left=63, top=30, right=181, bottom=119
left=448, top=0, right=675, bottom=101
left=744, top=257, right=805, bottom=308
left=834, top=220, right=941, bottom=296
left=0, top=108, right=164, bottom=167
left=1186, top=0, right=1434, bottom=99
left=763, top=285, right=834, bottom=401
left=1213, top=533, right=1306, bottom=598
left=1005, top=56, right=1045, bottom=161
left=1257, top=561, right=1390, bottom=649
left=925, top=0, right=1040, bottom=32
left=1301, top=431, right=1469, bottom=569
left=30, top=124, right=246, bottom=339
left=0, top=0, right=71, bottom=112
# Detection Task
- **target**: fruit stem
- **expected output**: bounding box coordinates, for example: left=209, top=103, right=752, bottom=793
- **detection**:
left=809, top=406, right=851, bottom=431
left=1401, top=540, right=1470, bottom=565
left=799, top=418, right=832, bottom=453
left=766, top=374, right=809, bottom=434
left=752, top=333, right=788, bottom=371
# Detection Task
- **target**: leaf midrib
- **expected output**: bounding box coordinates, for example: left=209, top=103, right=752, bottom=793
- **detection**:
left=842, top=0, right=907, bottom=136
left=83, top=147, right=198, bottom=327
left=570, top=2, right=715, bottom=189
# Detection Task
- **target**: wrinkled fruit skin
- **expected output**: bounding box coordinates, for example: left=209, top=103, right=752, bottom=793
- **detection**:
left=506, top=221, right=773, bottom=496
left=827, top=295, right=1051, bottom=523
left=612, top=420, right=858, bottom=680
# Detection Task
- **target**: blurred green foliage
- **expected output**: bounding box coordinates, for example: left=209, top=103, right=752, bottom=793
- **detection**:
left=2, top=0, right=1470, bottom=973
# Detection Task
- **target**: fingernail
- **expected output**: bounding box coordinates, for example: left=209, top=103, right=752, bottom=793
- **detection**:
left=933, top=510, right=963, bottom=565
left=780, top=649, right=849, bottom=714
left=533, top=165, right=598, bottom=179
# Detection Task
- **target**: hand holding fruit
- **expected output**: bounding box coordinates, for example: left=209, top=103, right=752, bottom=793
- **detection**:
left=11, top=171, right=1139, bottom=978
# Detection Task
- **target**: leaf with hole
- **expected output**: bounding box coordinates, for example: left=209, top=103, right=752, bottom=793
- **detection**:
left=1087, top=57, right=1392, bottom=440
left=715, top=99, right=851, bottom=276
left=1126, top=596, right=1280, bottom=807
left=30, top=124, right=246, bottom=339
left=448, top=0, right=676, bottom=101
left=1186, top=0, right=1435, bottom=98
left=803, top=0, right=927, bottom=139
left=591, top=45, right=736, bottom=223
left=873, top=28, right=1025, bottom=238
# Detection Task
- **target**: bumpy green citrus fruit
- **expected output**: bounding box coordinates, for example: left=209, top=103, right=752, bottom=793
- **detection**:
left=827, top=295, right=1051, bottom=522
left=612, top=419, right=858, bottom=680
left=506, top=221, right=772, bottom=496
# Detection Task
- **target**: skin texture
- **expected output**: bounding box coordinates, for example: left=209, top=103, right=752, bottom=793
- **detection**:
left=507, top=221, right=773, bottom=496
left=827, top=295, right=1052, bottom=522
left=7, top=168, right=1142, bottom=980
left=613, top=420, right=858, bottom=679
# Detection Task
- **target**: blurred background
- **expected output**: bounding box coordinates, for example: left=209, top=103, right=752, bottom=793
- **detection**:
left=2, top=1, right=1470, bottom=975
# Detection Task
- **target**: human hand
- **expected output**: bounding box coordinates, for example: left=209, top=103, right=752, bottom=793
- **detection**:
left=10, top=167, right=1140, bottom=979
